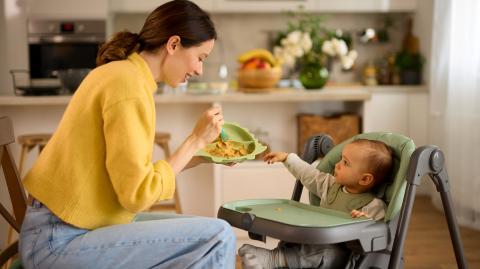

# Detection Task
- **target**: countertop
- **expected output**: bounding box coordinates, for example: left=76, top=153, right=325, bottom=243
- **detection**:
left=0, top=85, right=427, bottom=106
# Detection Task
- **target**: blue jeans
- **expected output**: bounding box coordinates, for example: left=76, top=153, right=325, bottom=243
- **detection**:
left=19, top=200, right=236, bottom=269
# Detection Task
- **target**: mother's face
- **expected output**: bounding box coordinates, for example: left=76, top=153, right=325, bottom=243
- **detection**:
left=163, top=37, right=215, bottom=88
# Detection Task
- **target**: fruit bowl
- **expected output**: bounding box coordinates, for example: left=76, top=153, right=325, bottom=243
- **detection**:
left=237, top=67, right=282, bottom=89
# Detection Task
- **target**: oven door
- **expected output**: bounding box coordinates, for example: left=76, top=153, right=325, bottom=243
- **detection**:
left=29, top=41, right=99, bottom=79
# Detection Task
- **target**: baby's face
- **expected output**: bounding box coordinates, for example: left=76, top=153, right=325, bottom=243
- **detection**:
left=333, top=143, right=369, bottom=188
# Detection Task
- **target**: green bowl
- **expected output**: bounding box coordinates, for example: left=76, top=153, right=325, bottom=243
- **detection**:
left=195, top=122, right=267, bottom=164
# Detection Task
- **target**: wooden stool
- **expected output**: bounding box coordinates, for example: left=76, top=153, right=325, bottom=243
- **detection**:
left=17, top=134, right=52, bottom=176
left=149, top=132, right=182, bottom=214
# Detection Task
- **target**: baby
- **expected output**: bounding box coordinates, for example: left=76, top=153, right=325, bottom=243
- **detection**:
left=239, top=139, right=393, bottom=269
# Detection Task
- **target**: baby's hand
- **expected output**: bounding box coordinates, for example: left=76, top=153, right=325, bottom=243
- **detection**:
left=351, top=210, right=369, bottom=218
left=263, top=152, right=288, bottom=164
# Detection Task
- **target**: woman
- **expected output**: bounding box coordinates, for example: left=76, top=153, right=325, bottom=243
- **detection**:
left=19, top=1, right=236, bottom=268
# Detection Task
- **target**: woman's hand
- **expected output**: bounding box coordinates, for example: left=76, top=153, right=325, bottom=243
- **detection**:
left=167, top=105, right=224, bottom=175
left=190, top=105, right=224, bottom=149
left=263, top=152, right=288, bottom=164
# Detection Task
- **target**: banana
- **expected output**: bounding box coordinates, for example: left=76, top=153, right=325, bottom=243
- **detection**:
left=237, top=49, right=278, bottom=66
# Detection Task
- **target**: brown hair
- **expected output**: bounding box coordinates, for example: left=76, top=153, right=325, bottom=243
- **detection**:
left=96, top=0, right=217, bottom=66
left=351, top=139, right=393, bottom=187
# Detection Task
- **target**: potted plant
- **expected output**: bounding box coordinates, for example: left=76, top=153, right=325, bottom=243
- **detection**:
left=273, top=12, right=358, bottom=89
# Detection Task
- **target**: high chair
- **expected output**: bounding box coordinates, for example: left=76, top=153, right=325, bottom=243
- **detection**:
left=1, top=117, right=27, bottom=269
left=218, top=132, right=468, bottom=268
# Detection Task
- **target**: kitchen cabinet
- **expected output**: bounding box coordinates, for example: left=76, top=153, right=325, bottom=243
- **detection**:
left=312, top=0, right=417, bottom=12
left=26, top=0, right=108, bottom=19
left=213, top=162, right=299, bottom=209
left=363, top=88, right=429, bottom=146
left=108, top=0, right=214, bottom=13
left=107, top=0, right=417, bottom=14
left=212, top=0, right=314, bottom=13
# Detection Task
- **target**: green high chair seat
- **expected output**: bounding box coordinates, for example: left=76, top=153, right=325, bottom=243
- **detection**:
left=218, top=132, right=469, bottom=269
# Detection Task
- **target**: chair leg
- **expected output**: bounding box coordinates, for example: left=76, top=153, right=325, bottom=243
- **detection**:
left=174, top=188, right=182, bottom=214
left=17, top=145, right=29, bottom=177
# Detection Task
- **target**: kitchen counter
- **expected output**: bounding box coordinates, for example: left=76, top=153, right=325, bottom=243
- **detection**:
left=0, top=85, right=427, bottom=106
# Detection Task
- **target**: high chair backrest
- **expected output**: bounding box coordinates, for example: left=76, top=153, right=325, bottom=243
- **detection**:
left=311, top=132, right=415, bottom=221
left=0, top=116, right=28, bottom=265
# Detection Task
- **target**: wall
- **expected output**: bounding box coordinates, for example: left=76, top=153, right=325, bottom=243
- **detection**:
left=112, top=12, right=410, bottom=84
left=0, top=0, right=28, bottom=95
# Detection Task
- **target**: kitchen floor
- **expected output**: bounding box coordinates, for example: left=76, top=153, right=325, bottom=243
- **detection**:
left=235, top=196, right=480, bottom=269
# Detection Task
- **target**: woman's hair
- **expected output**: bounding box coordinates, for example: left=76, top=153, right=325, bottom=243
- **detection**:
left=96, top=0, right=217, bottom=66
left=351, top=139, right=394, bottom=186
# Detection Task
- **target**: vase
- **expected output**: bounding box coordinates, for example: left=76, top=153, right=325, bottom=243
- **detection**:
left=299, top=63, right=329, bottom=90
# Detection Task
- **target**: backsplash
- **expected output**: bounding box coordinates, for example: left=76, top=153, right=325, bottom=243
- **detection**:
left=113, top=12, right=409, bottom=84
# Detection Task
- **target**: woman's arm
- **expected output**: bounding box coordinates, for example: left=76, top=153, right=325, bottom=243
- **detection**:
left=167, top=105, right=223, bottom=174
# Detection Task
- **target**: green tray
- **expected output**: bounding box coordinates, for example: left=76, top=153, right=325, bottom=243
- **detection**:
left=221, top=199, right=370, bottom=228
left=195, top=122, right=267, bottom=164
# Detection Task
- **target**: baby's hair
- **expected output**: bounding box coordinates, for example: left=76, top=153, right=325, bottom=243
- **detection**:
left=351, top=139, right=393, bottom=187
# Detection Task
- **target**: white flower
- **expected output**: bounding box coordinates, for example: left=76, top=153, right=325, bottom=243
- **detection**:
left=340, top=50, right=358, bottom=70
left=322, top=40, right=336, bottom=57
left=332, top=38, right=348, bottom=57
left=286, top=30, right=302, bottom=44
left=300, top=32, right=312, bottom=53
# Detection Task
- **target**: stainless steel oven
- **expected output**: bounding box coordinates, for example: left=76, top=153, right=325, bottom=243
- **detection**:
left=28, top=19, right=105, bottom=80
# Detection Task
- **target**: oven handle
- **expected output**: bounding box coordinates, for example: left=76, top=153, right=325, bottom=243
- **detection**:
left=28, top=35, right=105, bottom=44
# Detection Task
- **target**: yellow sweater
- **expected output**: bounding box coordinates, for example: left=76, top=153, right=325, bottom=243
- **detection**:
left=23, top=53, right=175, bottom=230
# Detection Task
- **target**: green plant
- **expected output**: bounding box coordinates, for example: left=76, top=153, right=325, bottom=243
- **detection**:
left=395, top=51, right=424, bottom=72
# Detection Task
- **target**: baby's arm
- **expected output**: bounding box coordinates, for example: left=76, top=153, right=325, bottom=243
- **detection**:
left=350, top=198, right=386, bottom=221
left=280, top=153, right=331, bottom=197
left=263, top=152, right=288, bottom=164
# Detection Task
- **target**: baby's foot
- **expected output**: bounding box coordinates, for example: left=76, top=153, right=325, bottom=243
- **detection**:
left=238, top=244, right=287, bottom=269
left=240, top=253, right=263, bottom=269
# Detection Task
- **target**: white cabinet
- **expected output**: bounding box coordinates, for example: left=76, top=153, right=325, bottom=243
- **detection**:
left=363, top=87, right=429, bottom=146
left=109, top=0, right=214, bottom=13
left=107, top=0, right=417, bottom=14
left=27, top=0, right=108, bottom=19
left=213, top=162, right=301, bottom=211
left=212, top=0, right=314, bottom=13
left=312, top=0, right=417, bottom=12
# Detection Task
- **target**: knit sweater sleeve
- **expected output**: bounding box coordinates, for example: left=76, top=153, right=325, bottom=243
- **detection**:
left=102, top=97, right=175, bottom=213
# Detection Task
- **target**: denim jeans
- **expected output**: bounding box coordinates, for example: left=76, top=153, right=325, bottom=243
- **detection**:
left=19, top=200, right=236, bottom=269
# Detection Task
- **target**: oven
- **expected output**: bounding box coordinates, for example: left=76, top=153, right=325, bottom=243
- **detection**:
left=27, top=19, right=105, bottom=82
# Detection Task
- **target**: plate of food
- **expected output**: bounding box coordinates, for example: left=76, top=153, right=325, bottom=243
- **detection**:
left=195, top=122, right=267, bottom=164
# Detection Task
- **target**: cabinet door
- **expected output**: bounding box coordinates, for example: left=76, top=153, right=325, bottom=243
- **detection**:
left=109, top=0, right=213, bottom=13
left=213, top=0, right=313, bottom=13
left=28, top=0, right=108, bottom=19
left=313, top=0, right=417, bottom=12
left=408, top=92, right=429, bottom=146
left=219, top=162, right=297, bottom=203
left=363, top=92, right=409, bottom=135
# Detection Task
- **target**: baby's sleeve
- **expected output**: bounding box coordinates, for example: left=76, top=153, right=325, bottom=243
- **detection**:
left=283, top=153, right=332, bottom=197
left=361, top=198, right=387, bottom=221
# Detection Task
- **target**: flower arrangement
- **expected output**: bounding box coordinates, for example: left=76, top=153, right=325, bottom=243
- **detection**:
left=273, top=13, right=358, bottom=71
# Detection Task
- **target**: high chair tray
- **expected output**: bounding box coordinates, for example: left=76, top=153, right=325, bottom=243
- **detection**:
left=218, top=199, right=389, bottom=250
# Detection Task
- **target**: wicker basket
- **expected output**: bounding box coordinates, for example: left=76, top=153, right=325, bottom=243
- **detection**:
left=237, top=67, right=282, bottom=89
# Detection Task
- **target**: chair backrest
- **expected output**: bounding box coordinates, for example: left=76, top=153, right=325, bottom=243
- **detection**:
left=311, top=132, right=416, bottom=221
left=0, top=116, right=27, bottom=265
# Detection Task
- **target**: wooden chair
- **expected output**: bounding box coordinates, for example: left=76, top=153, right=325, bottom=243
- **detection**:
left=149, top=132, right=182, bottom=214
left=1, top=117, right=28, bottom=268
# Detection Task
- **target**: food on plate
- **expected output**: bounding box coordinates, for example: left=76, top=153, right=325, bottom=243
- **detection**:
left=205, top=140, right=248, bottom=158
